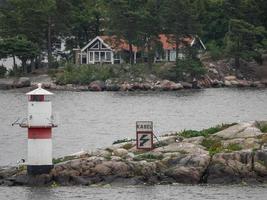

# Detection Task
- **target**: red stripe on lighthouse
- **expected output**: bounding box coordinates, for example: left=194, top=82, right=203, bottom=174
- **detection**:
left=28, top=128, right=52, bottom=139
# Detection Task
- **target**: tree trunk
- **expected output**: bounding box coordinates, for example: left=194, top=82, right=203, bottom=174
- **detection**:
left=47, top=16, right=52, bottom=68
left=22, top=59, right=27, bottom=74
left=175, top=40, right=179, bottom=64
left=12, top=55, right=17, bottom=74
left=129, top=43, right=133, bottom=65
left=235, top=56, right=240, bottom=69
left=147, top=39, right=153, bottom=70
left=30, top=58, right=35, bottom=72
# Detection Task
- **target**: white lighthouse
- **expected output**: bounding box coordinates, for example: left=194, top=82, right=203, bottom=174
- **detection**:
left=21, top=83, right=56, bottom=175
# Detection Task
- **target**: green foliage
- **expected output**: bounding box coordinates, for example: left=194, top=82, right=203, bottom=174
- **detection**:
left=206, top=41, right=224, bottom=60
left=201, top=138, right=223, bottom=156
left=179, top=123, right=237, bottom=138
left=133, top=153, right=163, bottom=161
left=112, top=138, right=136, bottom=145
left=56, top=64, right=115, bottom=85
left=1, top=0, right=267, bottom=73
left=175, top=59, right=206, bottom=80
left=0, top=66, right=7, bottom=77
left=52, top=155, right=76, bottom=164
left=225, top=19, right=266, bottom=67
left=260, top=125, right=267, bottom=133
left=225, top=143, right=242, bottom=152
left=18, top=164, right=27, bottom=172
left=162, top=0, right=199, bottom=63
left=154, top=141, right=169, bottom=148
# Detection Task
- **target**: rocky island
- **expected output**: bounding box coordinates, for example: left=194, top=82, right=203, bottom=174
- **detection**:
left=1, top=120, right=267, bottom=187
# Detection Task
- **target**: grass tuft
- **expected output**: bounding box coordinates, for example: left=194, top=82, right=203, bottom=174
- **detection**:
left=52, top=155, right=76, bottom=164
left=133, top=153, right=163, bottom=161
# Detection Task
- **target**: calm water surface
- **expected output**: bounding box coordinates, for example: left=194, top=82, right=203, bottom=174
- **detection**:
left=1, top=184, right=267, bottom=200
left=0, top=88, right=267, bottom=199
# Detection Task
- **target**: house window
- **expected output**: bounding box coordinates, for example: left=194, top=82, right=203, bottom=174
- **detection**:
left=89, top=52, right=93, bottom=61
left=95, top=52, right=99, bottom=61
left=114, top=53, right=121, bottom=64
left=106, top=52, right=111, bottom=61
left=101, top=52, right=105, bottom=61
left=82, top=54, right=87, bottom=64
left=92, top=42, right=99, bottom=49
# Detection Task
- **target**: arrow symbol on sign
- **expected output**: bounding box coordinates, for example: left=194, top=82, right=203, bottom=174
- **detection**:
left=140, top=135, right=149, bottom=146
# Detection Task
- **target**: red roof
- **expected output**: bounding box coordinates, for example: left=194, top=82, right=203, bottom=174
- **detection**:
left=158, top=34, right=194, bottom=50
left=100, top=36, right=138, bottom=52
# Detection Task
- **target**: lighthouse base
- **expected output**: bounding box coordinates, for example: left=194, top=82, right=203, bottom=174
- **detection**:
left=27, top=165, right=54, bottom=175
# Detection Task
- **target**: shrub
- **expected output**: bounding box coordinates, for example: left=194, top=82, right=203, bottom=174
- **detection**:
left=260, top=124, right=267, bottom=133
left=206, top=41, right=224, bottom=60
left=0, top=66, right=7, bottom=77
left=55, top=63, right=115, bottom=85
left=201, top=138, right=223, bottom=156
left=176, top=59, right=206, bottom=80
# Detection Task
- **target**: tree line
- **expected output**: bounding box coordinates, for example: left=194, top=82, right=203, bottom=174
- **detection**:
left=0, top=0, right=266, bottom=74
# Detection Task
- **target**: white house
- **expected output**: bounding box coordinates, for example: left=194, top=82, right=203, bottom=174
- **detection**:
left=74, top=36, right=138, bottom=65
left=154, top=34, right=206, bottom=62
left=74, top=34, right=206, bottom=65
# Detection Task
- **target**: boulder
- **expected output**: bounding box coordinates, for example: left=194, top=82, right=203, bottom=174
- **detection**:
left=13, top=77, right=31, bottom=88
left=105, top=84, right=120, bottom=91
left=89, top=80, right=105, bottom=91
left=180, top=82, right=192, bottom=89
left=165, top=166, right=203, bottom=184
left=222, top=138, right=261, bottom=150
left=237, top=80, right=250, bottom=87
left=212, top=122, right=263, bottom=139
left=113, top=148, right=128, bottom=158
left=120, top=83, right=133, bottom=91
left=183, top=136, right=205, bottom=145
left=154, top=142, right=208, bottom=155
left=0, top=166, right=18, bottom=179
left=224, top=76, right=237, bottom=81
left=160, top=80, right=183, bottom=91
left=207, top=150, right=256, bottom=184
left=224, top=80, right=232, bottom=87
left=254, top=150, right=267, bottom=177
left=164, top=153, right=210, bottom=184
left=93, top=163, right=112, bottom=176
left=0, top=79, right=14, bottom=89
left=230, top=80, right=239, bottom=86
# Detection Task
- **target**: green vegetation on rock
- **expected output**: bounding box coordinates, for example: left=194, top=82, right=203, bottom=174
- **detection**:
left=225, top=143, right=242, bottom=152
left=52, top=155, right=77, bottom=164
left=260, top=125, right=267, bottom=133
left=133, top=153, right=163, bottom=161
left=112, top=138, right=136, bottom=145
left=179, top=123, right=237, bottom=138
left=201, top=138, right=223, bottom=156
left=56, top=64, right=115, bottom=85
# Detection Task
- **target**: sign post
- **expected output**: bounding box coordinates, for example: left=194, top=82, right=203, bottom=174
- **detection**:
left=136, top=121, right=153, bottom=150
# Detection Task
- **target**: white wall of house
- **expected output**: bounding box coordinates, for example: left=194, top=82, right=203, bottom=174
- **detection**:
left=0, top=57, right=21, bottom=70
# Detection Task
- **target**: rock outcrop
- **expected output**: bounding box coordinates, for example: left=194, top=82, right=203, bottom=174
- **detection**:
left=1, top=120, right=267, bottom=186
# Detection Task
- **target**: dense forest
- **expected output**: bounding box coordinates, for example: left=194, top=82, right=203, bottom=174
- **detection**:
left=0, top=0, right=267, bottom=74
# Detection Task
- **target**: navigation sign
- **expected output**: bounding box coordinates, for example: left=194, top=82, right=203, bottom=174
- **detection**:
left=136, top=121, right=153, bottom=150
